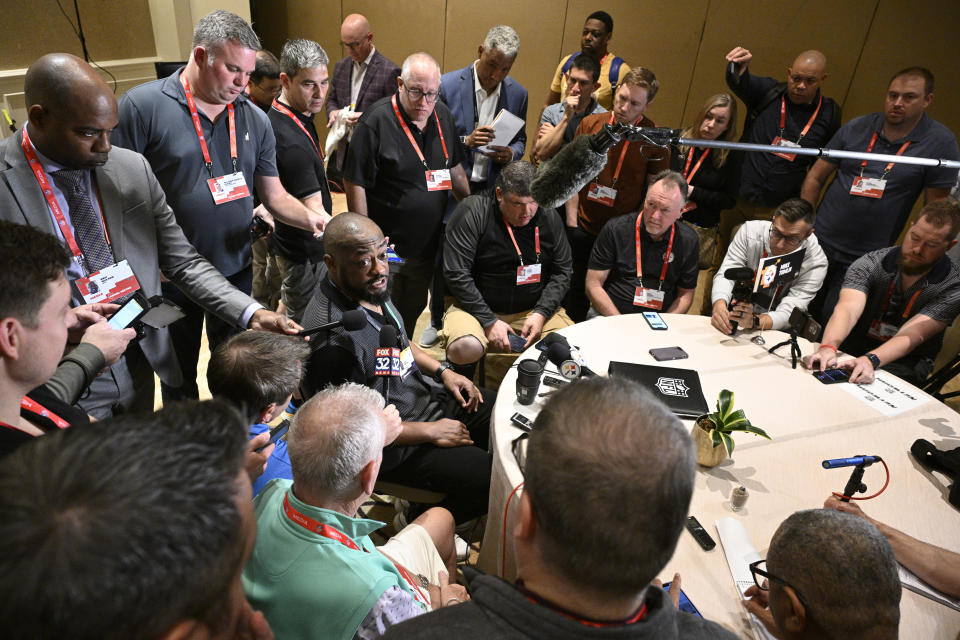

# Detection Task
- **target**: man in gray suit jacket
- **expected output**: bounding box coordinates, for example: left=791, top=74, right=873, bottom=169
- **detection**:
left=0, top=53, right=300, bottom=418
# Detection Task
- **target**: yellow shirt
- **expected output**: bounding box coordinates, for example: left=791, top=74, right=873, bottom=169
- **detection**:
left=549, top=52, right=630, bottom=110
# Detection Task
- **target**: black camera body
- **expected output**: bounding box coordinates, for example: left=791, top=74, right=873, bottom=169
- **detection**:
left=787, top=307, right=822, bottom=343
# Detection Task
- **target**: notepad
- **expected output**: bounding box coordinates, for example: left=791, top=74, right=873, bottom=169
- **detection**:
left=715, top=518, right=779, bottom=640
left=899, top=564, right=960, bottom=611
left=475, top=109, right=525, bottom=153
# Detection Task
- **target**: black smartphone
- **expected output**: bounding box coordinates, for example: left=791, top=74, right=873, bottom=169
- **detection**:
left=107, top=295, right=149, bottom=329
left=685, top=516, right=716, bottom=550
left=508, top=333, right=527, bottom=353
left=642, top=311, right=668, bottom=330
left=813, top=368, right=850, bottom=384
left=650, top=346, right=688, bottom=361
left=663, top=582, right=703, bottom=618
left=256, top=420, right=290, bottom=453
left=510, top=412, right=534, bottom=432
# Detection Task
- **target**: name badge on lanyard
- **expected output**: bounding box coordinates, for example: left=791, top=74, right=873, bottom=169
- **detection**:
left=771, top=95, right=821, bottom=162
left=392, top=95, right=452, bottom=193
left=771, top=137, right=801, bottom=161
left=504, top=218, right=542, bottom=285
left=633, top=214, right=674, bottom=310
left=850, top=132, right=910, bottom=200
left=397, top=347, right=417, bottom=379
left=633, top=287, right=665, bottom=309
left=426, top=169, right=452, bottom=191
left=517, top=263, right=542, bottom=285
left=181, top=73, right=251, bottom=206
left=586, top=183, right=617, bottom=206
left=867, top=281, right=921, bottom=342
left=75, top=260, right=141, bottom=304
left=866, top=319, right=898, bottom=341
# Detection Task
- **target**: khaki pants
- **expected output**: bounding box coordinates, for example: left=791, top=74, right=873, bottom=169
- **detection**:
left=443, top=305, right=574, bottom=353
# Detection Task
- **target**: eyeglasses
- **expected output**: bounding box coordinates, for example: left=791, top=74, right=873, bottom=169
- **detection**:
left=749, top=559, right=808, bottom=607
left=340, top=36, right=369, bottom=49
left=769, top=226, right=805, bottom=248
left=403, top=86, right=440, bottom=103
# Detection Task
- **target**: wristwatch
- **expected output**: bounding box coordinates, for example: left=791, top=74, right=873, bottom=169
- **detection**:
left=865, top=353, right=880, bottom=369
left=433, top=361, right=452, bottom=383
left=752, top=314, right=760, bottom=329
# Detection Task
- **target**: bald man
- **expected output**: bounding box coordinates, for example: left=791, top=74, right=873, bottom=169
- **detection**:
left=0, top=53, right=299, bottom=418
left=343, top=53, right=469, bottom=336
left=299, top=213, right=492, bottom=525
left=325, top=13, right=401, bottom=177
left=724, top=47, right=841, bottom=216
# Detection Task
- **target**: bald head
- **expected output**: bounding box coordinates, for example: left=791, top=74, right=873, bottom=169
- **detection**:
left=786, top=50, right=827, bottom=105
left=25, top=53, right=113, bottom=116
left=341, top=14, right=373, bottom=63
left=321, top=213, right=390, bottom=304
left=324, top=212, right=384, bottom=258
left=24, top=53, right=117, bottom=169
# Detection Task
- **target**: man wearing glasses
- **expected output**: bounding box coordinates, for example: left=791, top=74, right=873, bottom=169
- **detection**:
left=325, top=14, right=400, bottom=177
left=743, top=509, right=900, bottom=639
left=711, top=198, right=827, bottom=334
left=344, top=53, right=469, bottom=336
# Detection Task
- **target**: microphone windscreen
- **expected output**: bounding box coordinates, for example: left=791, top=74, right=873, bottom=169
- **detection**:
left=342, top=309, right=368, bottom=332
left=538, top=332, right=568, bottom=349
left=724, top=267, right=755, bottom=281
left=530, top=134, right=609, bottom=209
left=546, top=341, right=572, bottom=367
left=379, top=323, right=398, bottom=347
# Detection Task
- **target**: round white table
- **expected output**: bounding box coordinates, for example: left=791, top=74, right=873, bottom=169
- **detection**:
left=477, top=313, right=960, bottom=638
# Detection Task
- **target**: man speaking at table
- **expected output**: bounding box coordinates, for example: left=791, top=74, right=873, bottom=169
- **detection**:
left=711, top=198, right=827, bottom=334
left=586, top=171, right=699, bottom=316
left=383, top=376, right=737, bottom=639
left=442, top=161, right=572, bottom=380
left=803, top=200, right=960, bottom=385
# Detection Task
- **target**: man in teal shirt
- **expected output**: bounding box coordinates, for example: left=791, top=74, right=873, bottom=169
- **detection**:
left=243, top=382, right=467, bottom=639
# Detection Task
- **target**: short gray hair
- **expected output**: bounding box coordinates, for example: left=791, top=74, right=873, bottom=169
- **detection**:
left=288, top=383, right=385, bottom=501
left=525, top=376, right=695, bottom=595
left=482, top=25, right=519, bottom=58
left=280, top=39, right=328, bottom=78
left=650, top=169, right=689, bottom=202
left=401, top=52, right=440, bottom=84
left=192, top=10, right=260, bottom=53
left=768, top=509, right=900, bottom=638
left=495, top=160, right=535, bottom=197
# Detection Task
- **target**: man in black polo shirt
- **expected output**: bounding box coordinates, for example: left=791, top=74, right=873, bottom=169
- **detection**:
left=267, top=39, right=333, bottom=323
left=586, top=171, right=699, bottom=315
left=299, top=213, right=492, bottom=524
left=804, top=200, right=960, bottom=386
left=724, top=47, right=840, bottom=216
left=442, top=161, right=572, bottom=379
left=344, top=52, right=470, bottom=337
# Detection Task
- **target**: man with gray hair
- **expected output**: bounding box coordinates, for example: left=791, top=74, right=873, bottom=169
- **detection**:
left=441, top=160, right=573, bottom=380
left=114, top=10, right=331, bottom=402
left=383, top=376, right=737, bottom=638
left=243, top=382, right=468, bottom=640
left=266, top=38, right=334, bottom=322
left=344, top=52, right=470, bottom=337
left=744, top=508, right=900, bottom=639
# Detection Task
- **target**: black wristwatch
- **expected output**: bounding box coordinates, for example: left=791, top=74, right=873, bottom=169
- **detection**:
left=433, top=362, right=452, bottom=383
left=752, top=314, right=760, bottom=329
left=865, top=353, right=880, bottom=369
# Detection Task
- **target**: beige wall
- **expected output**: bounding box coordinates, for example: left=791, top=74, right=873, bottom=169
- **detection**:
left=253, top=0, right=960, bottom=161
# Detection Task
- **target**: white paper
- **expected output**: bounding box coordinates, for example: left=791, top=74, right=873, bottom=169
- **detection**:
left=837, top=370, right=929, bottom=417
left=476, top=109, right=525, bottom=153
left=899, top=564, right=960, bottom=611
left=715, top=518, right=779, bottom=640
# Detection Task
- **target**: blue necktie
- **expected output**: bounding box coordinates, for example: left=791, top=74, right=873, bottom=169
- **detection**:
left=50, top=169, right=114, bottom=273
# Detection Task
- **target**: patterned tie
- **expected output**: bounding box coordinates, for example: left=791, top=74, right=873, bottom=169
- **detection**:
left=50, top=169, right=114, bottom=273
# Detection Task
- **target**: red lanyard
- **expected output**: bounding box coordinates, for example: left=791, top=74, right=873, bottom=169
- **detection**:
left=20, top=396, right=70, bottom=429
left=779, top=94, right=822, bottom=143
left=180, top=73, right=238, bottom=178
left=878, top=278, right=922, bottom=320
left=860, top=132, right=911, bottom=179
left=503, top=217, right=540, bottom=266
left=682, top=147, right=710, bottom=183
left=601, top=112, right=634, bottom=186
left=20, top=127, right=111, bottom=265
left=391, top=95, right=449, bottom=169
left=282, top=493, right=430, bottom=607
left=271, top=98, right=325, bottom=160
left=635, top=214, right=675, bottom=290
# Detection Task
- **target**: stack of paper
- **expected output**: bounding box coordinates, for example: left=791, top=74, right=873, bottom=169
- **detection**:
left=476, top=109, right=525, bottom=153
left=899, top=564, right=960, bottom=611
left=715, top=517, right=778, bottom=640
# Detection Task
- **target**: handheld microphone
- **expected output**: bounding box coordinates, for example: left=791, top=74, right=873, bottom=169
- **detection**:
left=299, top=308, right=366, bottom=336
left=546, top=341, right=597, bottom=379
left=821, top=455, right=882, bottom=469
left=376, top=325, right=400, bottom=403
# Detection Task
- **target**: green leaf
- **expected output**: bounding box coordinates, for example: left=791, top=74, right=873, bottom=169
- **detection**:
left=721, top=409, right=749, bottom=431
left=716, top=389, right=734, bottom=420
left=742, top=424, right=771, bottom=440
left=720, top=431, right=735, bottom=456
left=711, top=428, right=723, bottom=448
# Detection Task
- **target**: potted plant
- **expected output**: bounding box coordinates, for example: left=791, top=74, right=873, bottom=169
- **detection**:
left=692, top=389, right=770, bottom=467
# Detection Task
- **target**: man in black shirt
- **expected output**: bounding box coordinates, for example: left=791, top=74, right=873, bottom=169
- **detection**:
left=443, top=161, right=572, bottom=378
left=587, top=171, right=699, bottom=315
left=300, top=213, right=492, bottom=524
left=344, top=53, right=470, bottom=337
left=267, top=39, right=334, bottom=323
left=724, top=47, right=840, bottom=214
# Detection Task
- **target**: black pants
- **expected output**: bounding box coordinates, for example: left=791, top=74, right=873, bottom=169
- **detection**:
left=390, top=253, right=434, bottom=340
left=160, top=266, right=251, bottom=402
left=379, top=388, right=494, bottom=523
left=809, top=246, right=859, bottom=325
left=564, top=225, right=598, bottom=323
